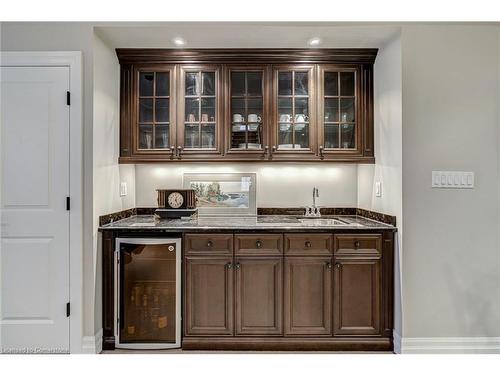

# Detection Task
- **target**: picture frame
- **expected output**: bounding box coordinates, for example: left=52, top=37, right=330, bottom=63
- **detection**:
left=182, top=173, right=257, bottom=216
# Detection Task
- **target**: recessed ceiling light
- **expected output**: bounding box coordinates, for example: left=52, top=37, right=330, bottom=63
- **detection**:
left=172, top=37, right=186, bottom=46
left=308, top=37, right=321, bottom=47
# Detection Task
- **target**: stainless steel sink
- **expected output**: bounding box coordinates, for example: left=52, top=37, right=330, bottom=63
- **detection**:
left=297, top=218, right=349, bottom=226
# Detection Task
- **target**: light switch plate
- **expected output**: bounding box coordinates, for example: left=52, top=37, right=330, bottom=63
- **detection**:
left=432, top=171, right=474, bottom=189
left=375, top=181, right=382, bottom=197
left=120, top=182, right=128, bottom=196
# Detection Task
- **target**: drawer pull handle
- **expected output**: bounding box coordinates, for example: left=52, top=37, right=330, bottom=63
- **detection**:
left=256, top=240, right=263, bottom=248
left=354, top=241, right=360, bottom=248
left=305, top=240, right=312, bottom=248
left=207, top=240, right=213, bottom=248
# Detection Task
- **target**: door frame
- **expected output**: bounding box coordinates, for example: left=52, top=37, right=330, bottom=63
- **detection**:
left=1, top=51, right=83, bottom=353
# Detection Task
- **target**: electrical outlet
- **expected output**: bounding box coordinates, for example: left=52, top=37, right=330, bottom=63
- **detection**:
left=375, top=181, right=382, bottom=197
left=432, top=171, right=474, bottom=189
left=120, top=182, right=128, bottom=197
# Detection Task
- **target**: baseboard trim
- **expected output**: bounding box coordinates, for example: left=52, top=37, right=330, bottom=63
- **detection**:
left=401, top=336, right=500, bottom=354
left=82, top=329, right=103, bottom=354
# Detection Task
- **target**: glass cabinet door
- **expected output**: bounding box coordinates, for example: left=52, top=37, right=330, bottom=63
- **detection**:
left=320, top=66, right=359, bottom=154
left=136, top=69, right=173, bottom=151
left=180, top=66, right=221, bottom=155
left=274, top=66, right=314, bottom=154
left=228, top=67, right=267, bottom=154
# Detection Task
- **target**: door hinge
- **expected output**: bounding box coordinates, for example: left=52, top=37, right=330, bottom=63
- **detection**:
left=66, top=91, right=71, bottom=106
left=66, top=302, right=70, bottom=317
left=66, top=196, right=70, bottom=211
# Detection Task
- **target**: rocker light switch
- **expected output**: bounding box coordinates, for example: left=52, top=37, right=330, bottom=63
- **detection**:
left=432, top=171, right=474, bottom=189
left=375, top=181, right=382, bottom=197
left=120, top=182, right=128, bottom=197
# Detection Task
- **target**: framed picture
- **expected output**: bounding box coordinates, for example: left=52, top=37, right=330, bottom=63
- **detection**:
left=183, top=173, right=257, bottom=216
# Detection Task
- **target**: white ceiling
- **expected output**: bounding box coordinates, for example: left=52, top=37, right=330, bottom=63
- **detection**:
left=94, top=22, right=401, bottom=49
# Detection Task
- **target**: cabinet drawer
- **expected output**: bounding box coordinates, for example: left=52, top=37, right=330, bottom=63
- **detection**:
left=235, top=234, right=283, bottom=256
left=284, top=234, right=333, bottom=256
left=184, top=233, right=233, bottom=256
left=334, top=234, right=381, bottom=256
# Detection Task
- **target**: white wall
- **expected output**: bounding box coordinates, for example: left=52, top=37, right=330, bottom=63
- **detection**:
left=357, top=34, right=403, bottom=339
left=401, top=25, right=500, bottom=350
left=135, top=163, right=358, bottom=208
left=92, top=34, right=136, bottom=336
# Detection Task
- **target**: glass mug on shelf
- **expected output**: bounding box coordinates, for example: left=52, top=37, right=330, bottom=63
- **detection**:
left=247, top=114, right=261, bottom=123
left=233, top=113, right=244, bottom=123
left=279, top=114, right=291, bottom=123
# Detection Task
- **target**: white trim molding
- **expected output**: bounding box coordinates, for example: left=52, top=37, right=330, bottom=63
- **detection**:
left=82, top=329, right=103, bottom=354
left=401, top=337, right=500, bottom=354
left=1, top=51, right=83, bottom=353
left=393, top=330, right=402, bottom=354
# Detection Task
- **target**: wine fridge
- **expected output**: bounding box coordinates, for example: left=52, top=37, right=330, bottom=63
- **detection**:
left=115, top=238, right=181, bottom=349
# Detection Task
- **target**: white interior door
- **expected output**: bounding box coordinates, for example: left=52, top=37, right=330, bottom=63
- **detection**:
left=1, top=66, right=70, bottom=353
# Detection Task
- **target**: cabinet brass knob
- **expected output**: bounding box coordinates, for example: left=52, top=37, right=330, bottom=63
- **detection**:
left=207, top=240, right=213, bottom=247
left=226, top=263, right=232, bottom=269
left=305, top=240, right=312, bottom=248
left=335, top=262, right=342, bottom=269
left=256, top=240, right=263, bottom=248
left=235, top=262, right=241, bottom=269
left=326, top=262, right=332, bottom=269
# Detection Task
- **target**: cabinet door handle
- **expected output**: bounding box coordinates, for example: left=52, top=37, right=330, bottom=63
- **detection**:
left=326, top=262, right=332, bottom=269
left=170, top=146, right=176, bottom=159
left=263, top=146, right=269, bottom=159
left=335, top=262, right=342, bottom=269
left=354, top=240, right=360, bottom=248
left=256, top=240, right=263, bottom=248
left=226, top=262, right=232, bottom=269
left=177, top=146, right=183, bottom=159
left=319, top=145, right=324, bottom=160
left=235, top=262, right=241, bottom=269
left=206, top=240, right=213, bottom=248
left=305, top=240, right=312, bottom=248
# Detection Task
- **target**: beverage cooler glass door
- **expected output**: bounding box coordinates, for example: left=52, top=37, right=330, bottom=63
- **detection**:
left=115, top=238, right=181, bottom=349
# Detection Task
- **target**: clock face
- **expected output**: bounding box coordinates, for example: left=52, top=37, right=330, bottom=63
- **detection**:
left=167, top=192, right=184, bottom=209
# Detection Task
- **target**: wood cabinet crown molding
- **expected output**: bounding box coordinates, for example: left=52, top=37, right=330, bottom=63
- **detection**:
left=116, top=48, right=378, bottom=64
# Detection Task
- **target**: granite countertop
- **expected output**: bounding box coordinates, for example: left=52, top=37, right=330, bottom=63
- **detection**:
left=99, top=214, right=396, bottom=231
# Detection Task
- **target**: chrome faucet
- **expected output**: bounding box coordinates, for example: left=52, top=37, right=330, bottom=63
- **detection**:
left=305, top=187, right=321, bottom=217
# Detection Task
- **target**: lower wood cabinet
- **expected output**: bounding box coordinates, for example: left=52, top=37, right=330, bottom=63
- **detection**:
left=284, top=257, right=332, bottom=336
left=184, top=257, right=234, bottom=336
left=235, top=257, right=283, bottom=335
left=333, top=257, right=381, bottom=335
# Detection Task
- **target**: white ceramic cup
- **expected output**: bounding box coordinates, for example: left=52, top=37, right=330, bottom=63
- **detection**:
left=294, top=114, right=309, bottom=123
left=233, top=113, right=244, bottom=122
left=279, top=114, right=291, bottom=123
left=248, top=114, right=261, bottom=123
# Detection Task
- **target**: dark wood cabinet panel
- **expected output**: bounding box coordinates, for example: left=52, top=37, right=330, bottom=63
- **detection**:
left=184, top=233, right=233, bottom=256
left=284, top=233, right=333, bottom=256
left=117, top=49, right=377, bottom=164
left=235, top=257, right=283, bottom=336
left=284, top=257, right=332, bottom=336
left=334, top=234, right=382, bottom=256
left=333, top=257, right=381, bottom=336
left=235, top=233, right=283, bottom=256
left=184, top=257, right=234, bottom=336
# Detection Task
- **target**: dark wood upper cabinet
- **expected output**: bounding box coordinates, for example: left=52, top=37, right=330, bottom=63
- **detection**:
left=117, top=49, right=377, bottom=163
